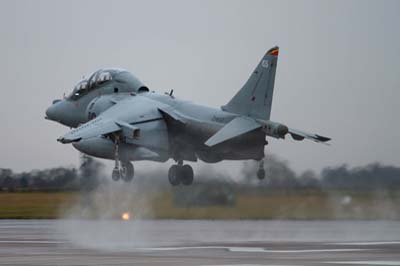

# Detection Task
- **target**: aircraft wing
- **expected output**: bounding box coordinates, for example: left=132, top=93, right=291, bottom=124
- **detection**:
left=205, top=116, right=261, bottom=147
left=57, top=117, right=121, bottom=143
left=288, top=128, right=331, bottom=143
left=158, top=106, right=186, bottom=125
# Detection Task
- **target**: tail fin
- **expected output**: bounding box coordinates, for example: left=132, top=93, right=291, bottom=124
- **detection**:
left=222, top=46, right=279, bottom=120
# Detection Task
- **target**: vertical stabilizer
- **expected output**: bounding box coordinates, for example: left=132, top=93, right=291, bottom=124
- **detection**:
left=222, top=46, right=279, bottom=120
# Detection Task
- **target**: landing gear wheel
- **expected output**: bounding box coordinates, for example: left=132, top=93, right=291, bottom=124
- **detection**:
left=257, top=168, right=266, bottom=180
left=168, top=165, right=181, bottom=186
left=181, top=164, right=194, bottom=186
left=257, top=159, right=265, bottom=180
left=121, top=162, right=134, bottom=182
left=112, top=168, right=121, bottom=181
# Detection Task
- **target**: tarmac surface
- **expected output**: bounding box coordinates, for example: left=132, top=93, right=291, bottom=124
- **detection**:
left=1, top=220, right=400, bottom=266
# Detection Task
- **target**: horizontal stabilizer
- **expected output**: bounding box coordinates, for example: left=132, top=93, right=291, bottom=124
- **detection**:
left=205, top=116, right=261, bottom=147
left=58, top=117, right=121, bottom=143
left=289, top=128, right=331, bottom=144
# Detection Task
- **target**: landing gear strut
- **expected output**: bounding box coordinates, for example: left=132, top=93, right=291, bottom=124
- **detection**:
left=168, top=161, right=194, bottom=186
left=257, top=160, right=266, bottom=180
left=111, top=137, right=134, bottom=182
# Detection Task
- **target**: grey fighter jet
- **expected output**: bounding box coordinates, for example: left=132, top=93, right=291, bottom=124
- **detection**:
left=45, top=47, right=330, bottom=185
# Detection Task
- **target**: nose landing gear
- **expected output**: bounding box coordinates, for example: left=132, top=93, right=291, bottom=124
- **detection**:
left=111, top=137, right=134, bottom=182
left=168, top=161, right=194, bottom=186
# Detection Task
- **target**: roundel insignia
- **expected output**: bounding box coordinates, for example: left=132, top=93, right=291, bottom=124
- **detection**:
left=261, top=59, right=269, bottom=68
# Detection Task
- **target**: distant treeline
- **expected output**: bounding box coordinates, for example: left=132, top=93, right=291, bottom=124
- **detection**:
left=0, top=155, right=104, bottom=191
left=1, top=154, right=400, bottom=191
left=240, top=155, right=400, bottom=190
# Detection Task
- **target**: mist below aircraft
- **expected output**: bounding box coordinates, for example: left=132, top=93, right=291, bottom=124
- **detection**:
left=45, top=47, right=330, bottom=185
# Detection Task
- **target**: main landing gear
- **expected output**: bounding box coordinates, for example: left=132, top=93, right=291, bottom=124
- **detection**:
left=168, top=161, right=194, bottom=186
left=111, top=138, right=134, bottom=182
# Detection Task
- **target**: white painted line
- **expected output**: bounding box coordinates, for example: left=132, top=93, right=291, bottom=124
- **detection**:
left=257, top=248, right=367, bottom=253
left=327, top=261, right=400, bottom=265
left=203, top=264, right=302, bottom=266
left=227, top=247, right=266, bottom=252
left=0, top=240, right=65, bottom=244
left=136, top=246, right=223, bottom=251
left=331, top=241, right=400, bottom=246
left=136, top=246, right=369, bottom=253
left=203, top=264, right=300, bottom=266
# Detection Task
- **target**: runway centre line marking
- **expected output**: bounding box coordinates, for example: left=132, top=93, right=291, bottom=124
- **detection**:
left=229, top=248, right=368, bottom=253
left=330, top=241, right=400, bottom=246
left=136, top=246, right=223, bottom=251
left=0, top=240, right=66, bottom=244
left=326, top=261, right=400, bottom=265
left=203, top=264, right=301, bottom=266
left=135, top=246, right=370, bottom=253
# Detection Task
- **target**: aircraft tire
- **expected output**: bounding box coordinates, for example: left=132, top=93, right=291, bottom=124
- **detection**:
left=168, top=165, right=181, bottom=186
left=181, top=165, right=194, bottom=186
left=112, top=168, right=121, bottom=181
left=121, top=162, right=134, bottom=182
left=257, top=169, right=266, bottom=180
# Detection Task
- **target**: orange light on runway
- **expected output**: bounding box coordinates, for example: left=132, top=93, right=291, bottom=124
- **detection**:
left=121, top=212, right=130, bottom=221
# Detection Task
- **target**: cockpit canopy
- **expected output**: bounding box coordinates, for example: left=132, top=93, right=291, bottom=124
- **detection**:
left=88, top=69, right=113, bottom=88
left=67, top=68, right=147, bottom=100
left=70, top=80, right=89, bottom=99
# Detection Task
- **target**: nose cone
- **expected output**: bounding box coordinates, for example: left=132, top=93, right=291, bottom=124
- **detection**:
left=45, top=99, right=82, bottom=127
left=45, top=102, right=60, bottom=122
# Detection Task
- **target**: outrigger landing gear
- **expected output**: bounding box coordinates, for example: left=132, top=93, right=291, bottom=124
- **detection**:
left=257, top=159, right=266, bottom=180
left=168, top=160, right=194, bottom=186
left=111, top=137, right=134, bottom=182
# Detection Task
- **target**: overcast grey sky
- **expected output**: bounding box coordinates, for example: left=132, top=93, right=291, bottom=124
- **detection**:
left=0, top=0, right=399, bottom=174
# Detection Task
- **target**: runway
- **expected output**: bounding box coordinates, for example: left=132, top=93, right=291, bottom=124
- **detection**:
left=0, top=220, right=400, bottom=266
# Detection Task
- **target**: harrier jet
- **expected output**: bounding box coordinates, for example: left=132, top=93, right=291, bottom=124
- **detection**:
left=45, top=47, right=330, bottom=185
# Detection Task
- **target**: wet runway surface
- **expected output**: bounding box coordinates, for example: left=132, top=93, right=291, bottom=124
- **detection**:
left=0, top=220, right=400, bottom=266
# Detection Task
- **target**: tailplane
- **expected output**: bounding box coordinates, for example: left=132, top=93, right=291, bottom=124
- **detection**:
left=222, top=46, right=279, bottom=120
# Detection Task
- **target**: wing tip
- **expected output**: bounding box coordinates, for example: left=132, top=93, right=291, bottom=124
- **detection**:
left=315, top=134, right=331, bottom=142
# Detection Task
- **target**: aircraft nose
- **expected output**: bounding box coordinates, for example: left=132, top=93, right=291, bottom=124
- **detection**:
left=45, top=105, right=55, bottom=121
left=45, top=100, right=61, bottom=122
